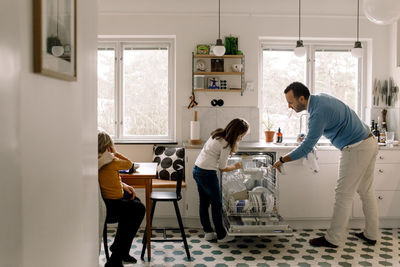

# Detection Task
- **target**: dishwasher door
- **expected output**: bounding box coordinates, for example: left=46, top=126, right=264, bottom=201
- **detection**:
left=221, top=151, right=292, bottom=236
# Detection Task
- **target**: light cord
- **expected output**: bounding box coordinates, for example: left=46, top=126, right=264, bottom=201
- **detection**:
left=298, top=0, right=301, bottom=41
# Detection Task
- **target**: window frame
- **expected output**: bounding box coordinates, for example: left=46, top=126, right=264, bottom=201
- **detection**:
left=98, top=37, right=176, bottom=143
left=259, top=39, right=365, bottom=139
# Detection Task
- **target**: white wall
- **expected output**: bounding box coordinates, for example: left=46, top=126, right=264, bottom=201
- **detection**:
left=99, top=0, right=393, bottom=159
left=0, top=0, right=99, bottom=266
left=0, top=0, right=22, bottom=265
left=391, top=21, right=400, bottom=84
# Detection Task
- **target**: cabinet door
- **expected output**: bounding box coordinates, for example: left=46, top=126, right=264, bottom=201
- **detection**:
left=374, top=163, right=400, bottom=190
left=353, top=191, right=400, bottom=218
left=279, top=163, right=337, bottom=219
left=184, top=149, right=201, bottom=217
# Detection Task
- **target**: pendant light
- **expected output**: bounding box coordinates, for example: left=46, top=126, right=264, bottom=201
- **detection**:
left=351, top=0, right=363, bottom=58
left=212, top=0, right=225, bottom=57
left=294, top=0, right=306, bottom=57
left=363, top=0, right=400, bottom=25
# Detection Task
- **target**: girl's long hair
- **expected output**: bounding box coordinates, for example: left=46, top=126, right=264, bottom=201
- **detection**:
left=211, top=118, right=249, bottom=152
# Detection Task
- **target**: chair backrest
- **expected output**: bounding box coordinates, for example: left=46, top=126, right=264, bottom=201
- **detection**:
left=152, top=145, right=185, bottom=200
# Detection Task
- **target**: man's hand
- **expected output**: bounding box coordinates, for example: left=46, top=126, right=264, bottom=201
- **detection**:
left=122, top=183, right=136, bottom=200
left=273, top=161, right=283, bottom=173
left=234, top=162, right=243, bottom=170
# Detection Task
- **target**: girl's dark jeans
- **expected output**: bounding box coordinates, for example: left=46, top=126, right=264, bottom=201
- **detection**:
left=193, top=165, right=227, bottom=239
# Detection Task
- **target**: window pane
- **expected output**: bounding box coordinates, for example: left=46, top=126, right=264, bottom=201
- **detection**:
left=314, top=51, right=357, bottom=111
left=262, top=50, right=306, bottom=138
left=97, top=48, right=115, bottom=136
left=122, top=48, right=169, bottom=137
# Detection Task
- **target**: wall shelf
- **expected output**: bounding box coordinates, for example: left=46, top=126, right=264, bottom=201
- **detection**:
left=192, top=52, right=245, bottom=97
left=194, top=89, right=244, bottom=92
left=193, top=54, right=244, bottom=59
left=194, top=72, right=243, bottom=75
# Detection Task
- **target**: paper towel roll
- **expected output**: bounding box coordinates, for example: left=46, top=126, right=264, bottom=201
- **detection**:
left=190, top=121, right=200, bottom=140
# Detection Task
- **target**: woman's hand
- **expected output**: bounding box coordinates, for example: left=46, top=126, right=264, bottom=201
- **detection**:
left=122, top=183, right=136, bottom=200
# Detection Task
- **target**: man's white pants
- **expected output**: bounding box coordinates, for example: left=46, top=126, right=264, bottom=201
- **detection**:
left=325, top=136, right=379, bottom=245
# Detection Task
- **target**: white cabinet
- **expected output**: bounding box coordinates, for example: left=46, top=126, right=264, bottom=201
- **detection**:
left=353, top=149, right=400, bottom=218
left=278, top=150, right=340, bottom=219
left=184, top=148, right=201, bottom=218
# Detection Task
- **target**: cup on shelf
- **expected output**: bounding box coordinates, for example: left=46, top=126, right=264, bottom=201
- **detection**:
left=385, top=131, right=394, bottom=147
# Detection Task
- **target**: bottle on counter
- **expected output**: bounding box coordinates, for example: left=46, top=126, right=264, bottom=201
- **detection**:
left=372, top=122, right=380, bottom=142
left=380, top=121, right=387, bottom=143
left=276, top=128, right=283, bottom=143
left=370, top=120, right=375, bottom=132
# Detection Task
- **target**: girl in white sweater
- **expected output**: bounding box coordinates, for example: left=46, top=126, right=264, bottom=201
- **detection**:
left=193, top=118, right=249, bottom=243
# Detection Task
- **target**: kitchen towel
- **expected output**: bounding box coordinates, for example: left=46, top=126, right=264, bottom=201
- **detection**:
left=303, top=148, right=319, bottom=173
left=190, top=121, right=200, bottom=140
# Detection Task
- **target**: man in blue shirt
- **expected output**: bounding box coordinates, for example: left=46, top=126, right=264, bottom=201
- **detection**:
left=273, top=82, right=378, bottom=248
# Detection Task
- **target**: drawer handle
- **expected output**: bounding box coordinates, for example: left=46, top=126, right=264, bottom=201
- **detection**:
left=378, top=169, right=384, bottom=173
left=379, top=156, right=384, bottom=160
left=378, top=196, right=383, bottom=200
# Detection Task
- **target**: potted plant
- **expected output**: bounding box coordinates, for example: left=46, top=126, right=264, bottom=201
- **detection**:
left=262, top=116, right=275, bottom=143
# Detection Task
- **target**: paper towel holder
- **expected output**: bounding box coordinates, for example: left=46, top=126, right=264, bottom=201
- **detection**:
left=189, top=110, right=202, bottom=145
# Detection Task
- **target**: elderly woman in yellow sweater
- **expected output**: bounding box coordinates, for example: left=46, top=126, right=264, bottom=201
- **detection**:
left=98, top=131, right=145, bottom=267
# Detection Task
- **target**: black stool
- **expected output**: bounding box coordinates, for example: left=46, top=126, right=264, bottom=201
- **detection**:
left=141, top=169, right=191, bottom=260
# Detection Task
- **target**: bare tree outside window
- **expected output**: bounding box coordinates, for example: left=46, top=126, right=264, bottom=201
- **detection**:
left=262, top=50, right=306, bottom=138
left=123, top=48, right=169, bottom=137
left=261, top=45, right=360, bottom=139
left=97, top=40, right=175, bottom=142
left=315, top=51, right=358, bottom=111
left=98, top=48, right=116, bottom=136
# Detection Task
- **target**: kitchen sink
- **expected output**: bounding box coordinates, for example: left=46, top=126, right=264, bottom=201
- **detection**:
left=282, top=142, right=299, bottom=146
left=282, top=142, right=333, bottom=147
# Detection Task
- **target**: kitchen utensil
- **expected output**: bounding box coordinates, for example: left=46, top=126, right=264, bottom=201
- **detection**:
left=373, top=79, right=379, bottom=106
left=384, top=80, right=388, bottom=105
left=377, top=80, right=381, bottom=106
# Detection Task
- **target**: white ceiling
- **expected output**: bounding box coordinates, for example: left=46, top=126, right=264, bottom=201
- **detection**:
left=99, top=0, right=360, bottom=17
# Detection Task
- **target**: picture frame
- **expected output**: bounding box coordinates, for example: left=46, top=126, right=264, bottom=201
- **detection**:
left=208, top=77, right=220, bottom=89
left=196, top=44, right=210, bottom=55
left=211, top=58, right=224, bottom=72
left=397, top=20, right=400, bottom=68
left=33, top=0, right=77, bottom=81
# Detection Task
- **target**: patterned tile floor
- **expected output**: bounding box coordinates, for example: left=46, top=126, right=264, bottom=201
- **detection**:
left=99, top=227, right=400, bottom=267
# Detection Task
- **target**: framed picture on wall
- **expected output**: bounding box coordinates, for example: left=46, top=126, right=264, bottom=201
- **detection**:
left=33, top=0, right=77, bottom=81
left=397, top=20, right=400, bottom=68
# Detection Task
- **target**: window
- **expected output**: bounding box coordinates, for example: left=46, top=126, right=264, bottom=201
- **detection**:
left=98, top=38, right=175, bottom=142
left=261, top=41, right=361, bottom=138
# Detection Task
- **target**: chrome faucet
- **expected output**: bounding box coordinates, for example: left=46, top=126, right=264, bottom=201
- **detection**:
left=299, top=113, right=308, bottom=135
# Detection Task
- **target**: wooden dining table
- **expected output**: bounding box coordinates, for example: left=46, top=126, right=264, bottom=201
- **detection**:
left=120, top=162, right=157, bottom=261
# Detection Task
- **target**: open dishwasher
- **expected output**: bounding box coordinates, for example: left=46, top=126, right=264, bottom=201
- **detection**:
left=221, top=151, right=292, bottom=236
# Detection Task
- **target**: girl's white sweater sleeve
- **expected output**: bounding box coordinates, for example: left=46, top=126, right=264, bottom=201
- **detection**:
left=195, top=137, right=231, bottom=171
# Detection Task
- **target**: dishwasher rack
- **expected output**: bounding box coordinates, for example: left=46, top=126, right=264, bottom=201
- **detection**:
left=220, top=151, right=292, bottom=235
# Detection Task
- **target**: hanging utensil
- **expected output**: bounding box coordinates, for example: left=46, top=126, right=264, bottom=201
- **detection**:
left=377, top=80, right=381, bottom=106
left=374, top=79, right=380, bottom=106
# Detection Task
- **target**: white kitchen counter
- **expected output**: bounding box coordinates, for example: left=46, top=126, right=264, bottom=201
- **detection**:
left=184, top=141, right=400, bottom=151
left=178, top=141, right=400, bottom=229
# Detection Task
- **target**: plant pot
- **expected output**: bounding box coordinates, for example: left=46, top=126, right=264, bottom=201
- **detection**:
left=264, top=131, right=275, bottom=143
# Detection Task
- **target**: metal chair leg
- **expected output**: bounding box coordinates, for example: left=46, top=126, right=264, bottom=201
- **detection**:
left=173, top=200, right=191, bottom=260
left=141, top=200, right=157, bottom=260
